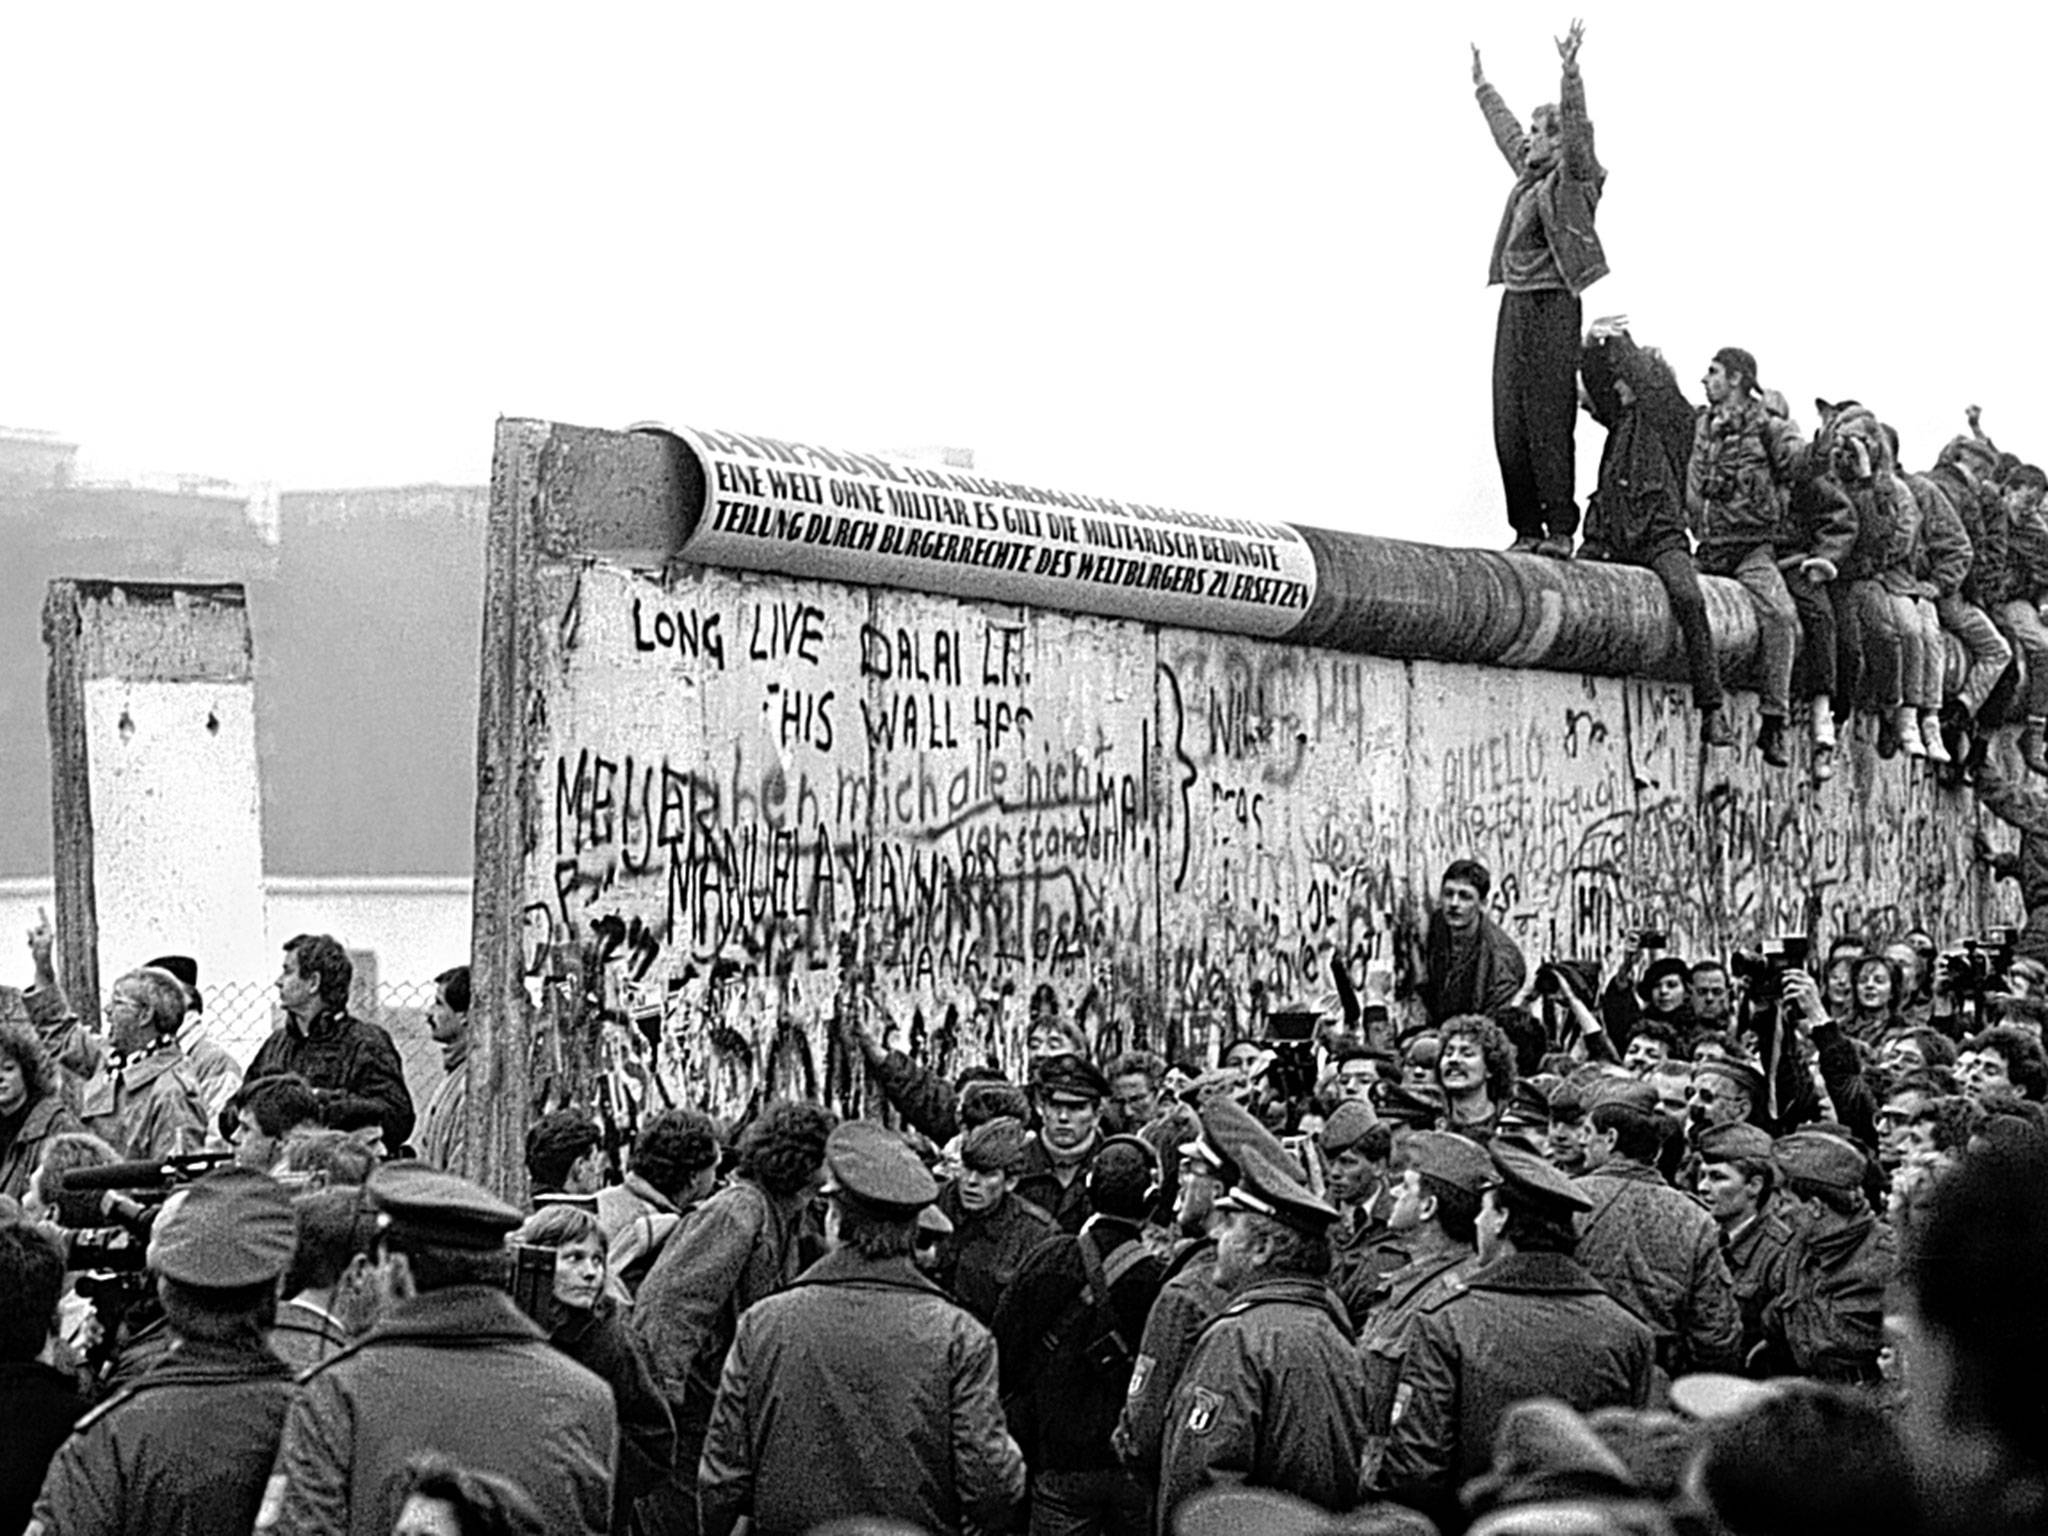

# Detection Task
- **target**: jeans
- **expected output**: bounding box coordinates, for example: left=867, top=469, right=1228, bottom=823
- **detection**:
left=1894, top=592, right=1944, bottom=709
left=1997, top=597, right=2048, bottom=718
left=1492, top=288, right=1582, bottom=540
left=1030, top=1467, right=1152, bottom=1536
left=1643, top=545, right=1724, bottom=711
left=1722, top=544, right=1797, bottom=717
left=1857, top=580, right=1904, bottom=710
left=1935, top=595, right=2013, bottom=716
left=1784, top=562, right=1839, bottom=702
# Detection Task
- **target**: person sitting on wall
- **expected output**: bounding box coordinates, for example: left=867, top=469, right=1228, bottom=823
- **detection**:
left=1687, top=346, right=1812, bottom=769
left=1419, top=858, right=1527, bottom=1027
left=245, top=934, right=414, bottom=1154
left=1578, top=317, right=1733, bottom=748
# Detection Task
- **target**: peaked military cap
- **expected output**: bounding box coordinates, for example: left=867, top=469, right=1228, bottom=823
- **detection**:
left=824, top=1119, right=938, bottom=1213
left=1187, top=1092, right=1293, bottom=1189
left=1376, top=1083, right=1446, bottom=1129
left=369, top=1161, right=523, bottom=1252
left=1031, top=1051, right=1110, bottom=1102
left=1215, top=1132, right=1340, bottom=1234
left=148, top=1166, right=296, bottom=1287
left=1486, top=1139, right=1594, bottom=1214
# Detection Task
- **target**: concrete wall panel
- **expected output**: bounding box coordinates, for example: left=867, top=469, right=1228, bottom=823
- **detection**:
left=473, top=421, right=2012, bottom=1185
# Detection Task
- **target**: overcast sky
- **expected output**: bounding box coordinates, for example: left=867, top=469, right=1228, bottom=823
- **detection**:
left=6, top=3, right=2039, bottom=550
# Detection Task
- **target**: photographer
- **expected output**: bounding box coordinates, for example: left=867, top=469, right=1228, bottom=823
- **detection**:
left=1534, top=958, right=1625, bottom=1067
left=1781, top=968, right=1877, bottom=1149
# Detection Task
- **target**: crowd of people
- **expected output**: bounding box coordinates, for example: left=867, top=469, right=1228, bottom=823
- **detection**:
left=1477, top=22, right=2048, bottom=784
left=2, top=858, right=2048, bottom=1536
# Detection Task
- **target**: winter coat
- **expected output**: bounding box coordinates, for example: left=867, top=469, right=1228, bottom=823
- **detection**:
left=1355, top=1240, right=1482, bottom=1491
left=992, top=1215, right=1165, bottom=1472
left=1930, top=459, right=2008, bottom=605
left=1574, top=1158, right=1743, bottom=1372
left=698, top=1248, right=1026, bottom=1536
left=33, top=1337, right=292, bottom=1536
left=1901, top=473, right=1973, bottom=599
left=1420, top=911, right=1528, bottom=1026
left=1159, top=1277, right=1370, bottom=1523
left=1777, top=470, right=1859, bottom=569
left=634, top=1177, right=811, bottom=1440
left=1377, top=1250, right=1655, bottom=1499
left=1721, top=1208, right=1794, bottom=1365
left=551, top=1295, right=678, bottom=1524
left=934, top=1183, right=1058, bottom=1326
left=1580, top=332, right=1695, bottom=562
left=265, top=1285, right=617, bottom=1536
left=1687, top=399, right=1809, bottom=566
left=244, top=1008, right=415, bottom=1151
left=1478, top=64, right=1607, bottom=294
left=0, top=1091, right=84, bottom=1200
left=1764, top=1212, right=1895, bottom=1384
left=1837, top=472, right=1917, bottom=583
left=1113, top=1236, right=1231, bottom=1481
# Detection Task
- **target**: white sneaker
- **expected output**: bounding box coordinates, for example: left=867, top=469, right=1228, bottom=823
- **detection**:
left=1899, top=707, right=1927, bottom=758
left=1921, top=711, right=1952, bottom=763
left=1812, top=703, right=1837, bottom=750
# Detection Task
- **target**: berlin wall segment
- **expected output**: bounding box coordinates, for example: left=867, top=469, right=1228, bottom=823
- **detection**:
left=486, top=420, right=2008, bottom=1133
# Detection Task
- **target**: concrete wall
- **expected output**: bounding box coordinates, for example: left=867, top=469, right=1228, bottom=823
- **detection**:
left=45, top=582, right=268, bottom=1023
left=483, top=423, right=2009, bottom=1153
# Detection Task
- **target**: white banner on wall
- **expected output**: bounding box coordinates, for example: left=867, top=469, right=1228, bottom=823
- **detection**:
left=667, top=425, right=1319, bottom=637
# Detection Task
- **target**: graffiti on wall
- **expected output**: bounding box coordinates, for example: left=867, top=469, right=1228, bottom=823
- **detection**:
left=520, top=562, right=2004, bottom=1127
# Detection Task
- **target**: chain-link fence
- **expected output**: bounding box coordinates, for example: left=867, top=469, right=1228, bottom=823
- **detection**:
left=200, top=978, right=449, bottom=1119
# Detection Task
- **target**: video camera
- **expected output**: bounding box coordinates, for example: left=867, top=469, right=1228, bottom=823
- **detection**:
left=1259, top=1009, right=1324, bottom=1109
left=1730, top=934, right=1811, bottom=1005
left=1940, top=928, right=2019, bottom=1003
left=47, top=1150, right=235, bottom=1375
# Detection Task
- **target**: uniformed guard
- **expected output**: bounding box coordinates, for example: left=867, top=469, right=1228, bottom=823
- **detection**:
left=1691, top=1121, right=1791, bottom=1367
left=259, top=1162, right=619, bottom=1536
left=1377, top=1141, right=1654, bottom=1526
left=1355, top=1130, right=1490, bottom=1489
left=1113, top=1094, right=1286, bottom=1481
left=699, top=1119, right=1026, bottom=1536
left=1760, top=1128, right=1894, bottom=1384
left=1157, top=1125, right=1370, bottom=1528
left=30, top=1167, right=298, bottom=1536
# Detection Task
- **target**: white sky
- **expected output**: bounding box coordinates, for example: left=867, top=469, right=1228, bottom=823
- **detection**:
left=5, top=3, right=2041, bottom=549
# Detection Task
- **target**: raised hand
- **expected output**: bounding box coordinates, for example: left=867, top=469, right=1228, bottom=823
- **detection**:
left=1556, top=18, right=1585, bottom=67
left=1471, top=44, right=1485, bottom=86
left=1587, top=313, right=1631, bottom=341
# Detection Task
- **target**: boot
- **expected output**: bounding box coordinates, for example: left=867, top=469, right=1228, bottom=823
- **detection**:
left=1898, top=706, right=1927, bottom=759
left=1811, top=701, right=1837, bottom=752
left=1758, top=714, right=1791, bottom=768
left=1534, top=534, right=1576, bottom=560
left=2025, top=718, right=2048, bottom=777
left=1876, top=710, right=1903, bottom=760
left=1702, top=707, right=1735, bottom=749
left=1921, top=710, right=1953, bottom=764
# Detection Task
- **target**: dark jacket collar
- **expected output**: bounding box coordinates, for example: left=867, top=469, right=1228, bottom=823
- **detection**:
left=367, top=1284, right=548, bottom=1346
left=1468, top=1249, right=1610, bottom=1297
left=290, top=1007, right=354, bottom=1043
left=145, top=1335, right=293, bottom=1383
left=1220, top=1276, right=1355, bottom=1338
left=1584, top=1157, right=1664, bottom=1187
left=792, top=1247, right=948, bottom=1297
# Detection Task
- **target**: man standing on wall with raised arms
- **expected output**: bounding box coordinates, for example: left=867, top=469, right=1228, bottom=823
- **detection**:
left=1474, top=19, right=1605, bottom=560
